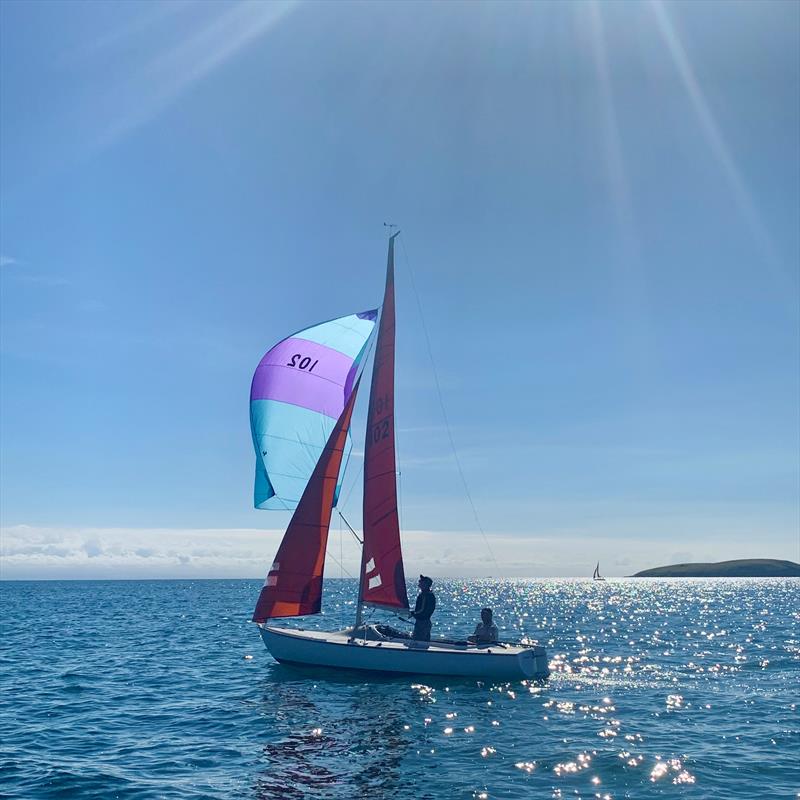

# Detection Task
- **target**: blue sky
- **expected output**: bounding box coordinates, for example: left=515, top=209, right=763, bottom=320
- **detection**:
left=1, top=0, right=798, bottom=579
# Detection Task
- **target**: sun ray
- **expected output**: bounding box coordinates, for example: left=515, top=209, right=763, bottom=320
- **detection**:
left=649, top=0, right=786, bottom=278
left=584, top=1, right=653, bottom=370
left=587, top=1, right=640, bottom=266
left=97, top=0, right=298, bottom=148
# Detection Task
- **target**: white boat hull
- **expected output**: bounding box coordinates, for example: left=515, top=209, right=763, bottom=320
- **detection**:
left=259, top=625, right=549, bottom=680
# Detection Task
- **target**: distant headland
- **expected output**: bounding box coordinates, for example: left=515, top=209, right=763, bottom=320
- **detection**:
left=632, top=559, right=800, bottom=578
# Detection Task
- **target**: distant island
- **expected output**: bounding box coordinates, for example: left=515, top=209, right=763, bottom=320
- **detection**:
left=632, top=559, right=800, bottom=578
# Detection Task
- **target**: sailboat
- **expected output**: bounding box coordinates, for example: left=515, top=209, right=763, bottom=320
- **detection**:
left=592, top=562, right=606, bottom=581
left=248, top=233, right=548, bottom=680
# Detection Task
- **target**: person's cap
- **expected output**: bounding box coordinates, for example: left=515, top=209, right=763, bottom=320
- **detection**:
left=419, top=574, right=433, bottom=587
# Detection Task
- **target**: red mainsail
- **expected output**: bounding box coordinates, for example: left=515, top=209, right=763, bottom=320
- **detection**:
left=252, top=380, right=361, bottom=621
left=360, top=233, right=410, bottom=610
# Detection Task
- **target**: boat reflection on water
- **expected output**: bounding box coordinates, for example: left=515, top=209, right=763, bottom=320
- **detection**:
left=252, top=663, right=410, bottom=800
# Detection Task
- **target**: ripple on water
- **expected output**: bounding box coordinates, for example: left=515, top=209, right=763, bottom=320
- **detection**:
left=1, top=578, right=798, bottom=798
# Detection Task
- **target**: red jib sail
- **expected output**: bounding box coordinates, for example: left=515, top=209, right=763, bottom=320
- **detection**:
left=252, top=380, right=361, bottom=621
left=360, top=233, right=410, bottom=610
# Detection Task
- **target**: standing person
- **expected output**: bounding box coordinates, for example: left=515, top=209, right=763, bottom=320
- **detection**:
left=468, top=608, right=499, bottom=645
left=409, top=575, right=436, bottom=641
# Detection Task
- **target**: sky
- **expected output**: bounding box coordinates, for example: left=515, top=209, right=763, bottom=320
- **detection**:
left=1, top=0, right=798, bottom=580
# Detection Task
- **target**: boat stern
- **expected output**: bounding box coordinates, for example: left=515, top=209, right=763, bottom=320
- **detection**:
left=518, top=645, right=549, bottom=679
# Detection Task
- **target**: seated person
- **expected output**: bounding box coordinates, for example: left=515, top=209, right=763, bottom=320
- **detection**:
left=468, top=608, right=499, bottom=645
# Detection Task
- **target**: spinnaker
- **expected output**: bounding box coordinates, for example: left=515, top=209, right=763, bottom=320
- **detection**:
left=250, top=311, right=376, bottom=510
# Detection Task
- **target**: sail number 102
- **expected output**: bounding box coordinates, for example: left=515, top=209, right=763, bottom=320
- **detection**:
left=286, top=354, right=319, bottom=372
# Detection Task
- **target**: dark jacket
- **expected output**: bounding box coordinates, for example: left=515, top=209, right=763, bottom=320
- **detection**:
left=412, top=589, right=436, bottom=621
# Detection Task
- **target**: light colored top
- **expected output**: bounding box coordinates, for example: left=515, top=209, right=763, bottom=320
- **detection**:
left=473, top=622, right=499, bottom=644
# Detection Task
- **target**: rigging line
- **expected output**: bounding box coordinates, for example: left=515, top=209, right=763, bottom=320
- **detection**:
left=326, top=545, right=356, bottom=580
left=394, top=432, right=404, bottom=531
left=338, top=511, right=363, bottom=545
left=398, top=468, right=404, bottom=533
left=335, top=314, right=380, bottom=507
left=399, top=236, right=500, bottom=572
left=339, top=458, right=365, bottom=511
left=339, top=514, right=344, bottom=627
left=393, top=325, right=405, bottom=531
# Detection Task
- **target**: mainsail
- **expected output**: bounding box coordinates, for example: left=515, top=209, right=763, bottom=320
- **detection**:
left=252, top=380, right=361, bottom=621
left=359, top=233, right=410, bottom=611
left=250, top=311, right=376, bottom=510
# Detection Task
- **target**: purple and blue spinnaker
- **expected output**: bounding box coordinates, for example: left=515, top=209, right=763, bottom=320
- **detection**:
left=250, top=310, right=377, bottom=510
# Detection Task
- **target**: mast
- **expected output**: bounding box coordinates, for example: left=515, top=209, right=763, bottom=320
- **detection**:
left=354, top=232, right=410, bottom=629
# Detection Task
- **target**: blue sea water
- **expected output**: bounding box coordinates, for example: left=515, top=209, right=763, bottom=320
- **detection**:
left=1, top=578, right=798, bottom=799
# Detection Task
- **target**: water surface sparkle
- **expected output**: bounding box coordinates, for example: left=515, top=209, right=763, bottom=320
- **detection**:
left=1, top=578, right=798, bottom=798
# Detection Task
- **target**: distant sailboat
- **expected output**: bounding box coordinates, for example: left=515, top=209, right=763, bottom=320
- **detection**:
left=593, top=562, right=606, bottom=581
left=248, top=233, right=548, bottom=679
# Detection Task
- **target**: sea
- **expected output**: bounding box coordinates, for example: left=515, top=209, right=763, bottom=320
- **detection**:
left=1, top=578, right=798, bottom=799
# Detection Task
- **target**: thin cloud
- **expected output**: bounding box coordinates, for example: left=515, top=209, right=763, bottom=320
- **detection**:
left=1, top=524, right=792, bottom=580
left=0, top=257, right=70, bottom=287
left=397, top=425, right=453, bottom=434
left=17, top=274, right=71, bottom=288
